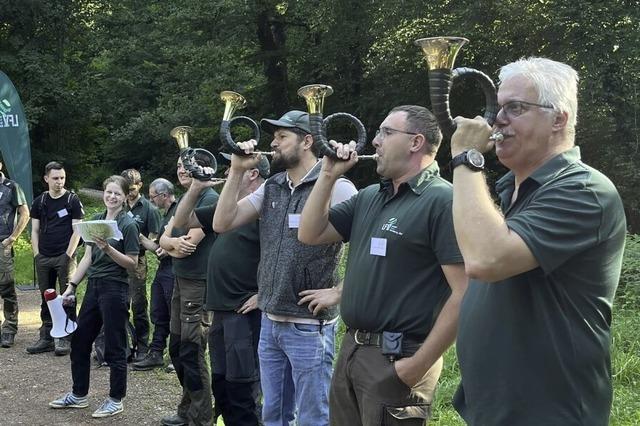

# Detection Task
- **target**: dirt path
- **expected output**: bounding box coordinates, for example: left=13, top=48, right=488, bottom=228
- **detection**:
left=0, top=287, right=182, bottom=425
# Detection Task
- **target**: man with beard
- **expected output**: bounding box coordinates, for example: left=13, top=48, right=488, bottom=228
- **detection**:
left=159, top=152, right=218, bottom=426
left=213, top=111, right=357, bottom=426
left=28, top=161, right=84, bottom=356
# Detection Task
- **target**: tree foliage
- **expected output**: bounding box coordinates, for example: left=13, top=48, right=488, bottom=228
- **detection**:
left=1, top=0, right=638, bottom=229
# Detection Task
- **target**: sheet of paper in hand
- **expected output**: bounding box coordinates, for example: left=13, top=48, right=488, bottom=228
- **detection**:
left=73, top=220, right=123, bottom=243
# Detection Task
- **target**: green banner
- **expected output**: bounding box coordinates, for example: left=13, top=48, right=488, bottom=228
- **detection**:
left=0, top=71, right=33, bottom=206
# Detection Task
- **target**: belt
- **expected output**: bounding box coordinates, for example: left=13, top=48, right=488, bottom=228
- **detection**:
left=349, top=329, right=424, bottom=350
left=350, top=329, right=383, bottom=347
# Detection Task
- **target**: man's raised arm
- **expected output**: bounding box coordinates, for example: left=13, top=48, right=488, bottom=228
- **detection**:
left=299, top=143, right=356, bottom=245
left=213, top=149, right=261, bottom=233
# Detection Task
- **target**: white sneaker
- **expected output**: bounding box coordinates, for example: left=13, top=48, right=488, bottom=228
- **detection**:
left=92, top=397, right=123, bottom=418
left=49, top=392, right=89, bottom=409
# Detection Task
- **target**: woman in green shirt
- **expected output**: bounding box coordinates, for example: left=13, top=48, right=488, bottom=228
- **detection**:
left=49, top=175, right=140, bottom=419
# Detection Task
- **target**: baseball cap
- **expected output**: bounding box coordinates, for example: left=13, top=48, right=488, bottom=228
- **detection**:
left=260, top=110, right=311, bottom=135
left=220, top=152, right=270, bottom=179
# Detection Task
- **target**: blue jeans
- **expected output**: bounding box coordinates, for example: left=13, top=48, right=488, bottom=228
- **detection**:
left=259, top=314, right=335, bottom=426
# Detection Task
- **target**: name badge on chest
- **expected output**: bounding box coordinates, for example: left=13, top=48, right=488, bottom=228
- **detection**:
left=288, top=214, right=301, bottom=229
left=127, top=211, right=134, bottom=217
left=370, top=237, right=387, bottom=257
left=57, top=208, right=69, bottom=218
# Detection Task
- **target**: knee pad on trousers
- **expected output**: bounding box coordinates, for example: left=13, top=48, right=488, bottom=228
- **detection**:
left=181, top=341, right=203, bottom=391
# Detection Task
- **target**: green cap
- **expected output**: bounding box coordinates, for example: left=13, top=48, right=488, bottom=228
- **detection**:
left=260, top=110, right=311, bottom=134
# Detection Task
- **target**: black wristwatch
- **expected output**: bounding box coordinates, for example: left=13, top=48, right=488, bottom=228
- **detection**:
left=451, top=149, right=485, bottom=172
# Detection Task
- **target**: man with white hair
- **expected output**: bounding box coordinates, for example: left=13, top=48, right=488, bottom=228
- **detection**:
left=450, top=58, right=626, bottom=425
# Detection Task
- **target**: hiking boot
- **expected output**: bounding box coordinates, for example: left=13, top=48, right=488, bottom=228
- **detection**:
left=27, top=337, right=55, bottom=354
left=132, top=350, right=164, bottom=371
left=133, top=345, right=148, bottom=363
left=49, top=392, right=89, bottom=409
left=54, top=338, right=71, bottom=356
left=165, top=363, right=176, bottom=373
left=160, top=413, right=188, bottom=426
left=92, top=397, right=124, bottom=418
left=1, top=333, right=15, bottom=348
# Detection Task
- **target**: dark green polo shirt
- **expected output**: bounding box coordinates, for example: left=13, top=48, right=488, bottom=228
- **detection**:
left=171, top=188, right=218, bottom=280
left=126, top=196, right=161, bottom=254
left=454, top=147, right=627, bottom=426
left=329, top=162, right=463, bottom=339
left=87, top=210, right=140, bottom=284
left=196, top=205, right=260, bottom=311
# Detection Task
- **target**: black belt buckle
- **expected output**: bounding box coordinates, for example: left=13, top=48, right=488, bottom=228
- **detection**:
left=381, top=331, right=403, bottom=361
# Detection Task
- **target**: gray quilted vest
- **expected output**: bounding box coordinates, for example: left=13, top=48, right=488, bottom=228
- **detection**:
left=257, top=162, right=342, bottom=321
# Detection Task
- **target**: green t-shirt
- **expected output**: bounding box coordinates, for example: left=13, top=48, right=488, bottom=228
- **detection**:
left=329, top=162, right=463, bottom=339
left=86, top=210, right=140, bottom=284
left=196, top=205, right=260, bottom=311
left=126, top=196, right=161, bottom=254
left=171, top=188, right=218, bottom=280
left=454, top=147, right=627, bottom=426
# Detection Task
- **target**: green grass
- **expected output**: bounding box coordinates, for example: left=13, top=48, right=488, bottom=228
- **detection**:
left=14, top=195, right=640, bottom=424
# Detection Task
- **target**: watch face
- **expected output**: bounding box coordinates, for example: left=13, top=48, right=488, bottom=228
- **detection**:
left=467, top=150, right=485, bottom=168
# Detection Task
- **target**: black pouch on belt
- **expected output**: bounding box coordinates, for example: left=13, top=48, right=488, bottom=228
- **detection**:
left=381, top=331, right=403, bottom=361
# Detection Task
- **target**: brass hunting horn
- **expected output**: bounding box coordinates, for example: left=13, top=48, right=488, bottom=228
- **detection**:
left=219, top=91, right=273, bottom=156
left=170, top=126, right=219, bottom=181
left=297, top=84, right=368, bottom=160
left=414, top=36, right=503, bottom=142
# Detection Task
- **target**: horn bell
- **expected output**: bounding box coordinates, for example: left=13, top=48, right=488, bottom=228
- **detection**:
left=297, top=84, right=334, bottom=115
left=414, top=36, right=469, bottom=70
left=220, top=91, right=247, bottom=121
left=170, top=126, right=193, bottom=151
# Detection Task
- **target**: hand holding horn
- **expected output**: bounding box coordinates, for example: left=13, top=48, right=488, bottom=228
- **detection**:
left=297, top=84, right=368, bottom=160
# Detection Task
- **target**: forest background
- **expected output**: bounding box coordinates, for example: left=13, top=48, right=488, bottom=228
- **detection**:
left=1, top=0, right=639, bottom=424
left=0, top=0, right=638, bottom=231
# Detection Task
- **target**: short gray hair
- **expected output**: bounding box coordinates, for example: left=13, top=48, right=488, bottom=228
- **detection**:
left=149, top=178, right=174, bottom=196
left=499, top=57, right=579, bottom=135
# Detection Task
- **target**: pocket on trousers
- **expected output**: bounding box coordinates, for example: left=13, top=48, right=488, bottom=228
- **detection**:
left=180, top=312, right=203, bottom=343
left=180, top=301, right=204, bottom=342
left=227, top=339, right=259, bottom=382
left=292, top=322, right=321, bottom=335
left=382, top=404, right=431, bottom=425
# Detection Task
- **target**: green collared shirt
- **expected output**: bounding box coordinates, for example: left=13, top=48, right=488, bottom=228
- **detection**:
left=455, top=147, right=627, bottom=425
left=87, top=210, right=140, bottom=284
left=329, top=162, right=463, bottom=338
left=126, top=196, right=161, bottom=254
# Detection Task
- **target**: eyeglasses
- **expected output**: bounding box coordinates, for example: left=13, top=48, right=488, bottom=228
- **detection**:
left=374, top=126, right=418, bottom=141
left=498, top=101, right=554, bottom=119
left=149, top=193, right=166, bottom=201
